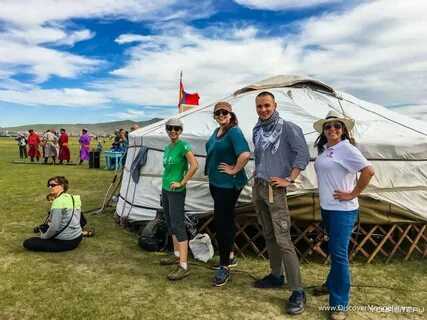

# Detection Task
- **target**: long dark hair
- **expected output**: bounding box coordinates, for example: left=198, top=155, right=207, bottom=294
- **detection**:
left=217, top=112, right=238, bottom=138
left=314, top=121, right=355, bottom=154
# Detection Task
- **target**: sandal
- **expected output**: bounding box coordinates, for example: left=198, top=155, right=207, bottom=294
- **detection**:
left=82, top=227, right=95, bottom=237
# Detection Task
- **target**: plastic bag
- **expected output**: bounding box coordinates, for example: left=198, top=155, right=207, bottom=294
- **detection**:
left=189, top=233, right=214, bottom=263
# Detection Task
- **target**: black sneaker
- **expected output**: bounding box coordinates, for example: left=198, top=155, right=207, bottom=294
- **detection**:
left=286, top=290, right=306, bottom=315
left=253, top=273, right=285, bottom=289
left=212, top=257, right=238, bottom=270
left=213, top=266, right=230, bottom=287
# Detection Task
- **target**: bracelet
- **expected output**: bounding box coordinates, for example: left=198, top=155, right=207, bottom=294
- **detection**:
left=285, top=177, right=295, bottom=184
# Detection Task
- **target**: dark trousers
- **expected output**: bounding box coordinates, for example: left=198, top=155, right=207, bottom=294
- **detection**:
left=19, top=146, right=27, bottom=159
left=162, top=189, right=187, bottom=242
left=23, top=235, right=82, bottom=252
left=209, top=184, right=242, bottom=266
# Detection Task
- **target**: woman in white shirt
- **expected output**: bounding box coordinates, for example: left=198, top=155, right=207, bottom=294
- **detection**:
left=313, top=110, right=375, bottom=320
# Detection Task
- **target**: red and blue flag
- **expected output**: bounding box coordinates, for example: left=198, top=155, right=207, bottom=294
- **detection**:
left=178, top=73, right=199, bottom=110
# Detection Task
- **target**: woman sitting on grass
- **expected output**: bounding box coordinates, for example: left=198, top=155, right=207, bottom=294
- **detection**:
left=23, top=176, right=83, bottom=252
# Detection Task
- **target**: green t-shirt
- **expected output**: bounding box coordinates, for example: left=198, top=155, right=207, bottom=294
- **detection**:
left=162, top=139, right=192, bottom=192
left=205, top=126, right=250, bottom=189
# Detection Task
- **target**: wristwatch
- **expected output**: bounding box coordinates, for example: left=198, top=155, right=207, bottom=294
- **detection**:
left=285, top=177, right=295, bottom=184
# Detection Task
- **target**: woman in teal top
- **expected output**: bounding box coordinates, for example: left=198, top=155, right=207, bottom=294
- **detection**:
left=160, top=118, right=198, bottom=281
left=206, top=101, right=251, bottom=287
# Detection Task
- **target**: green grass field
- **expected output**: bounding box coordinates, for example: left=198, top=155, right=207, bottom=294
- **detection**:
left=0, top=137, right=425, bottom=320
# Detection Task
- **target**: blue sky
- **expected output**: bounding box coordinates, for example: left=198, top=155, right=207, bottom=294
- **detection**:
left=0, top=0, right=426, bottom=126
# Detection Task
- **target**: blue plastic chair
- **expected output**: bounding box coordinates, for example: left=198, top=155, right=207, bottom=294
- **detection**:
left=104, top=150, right=124, bottom=170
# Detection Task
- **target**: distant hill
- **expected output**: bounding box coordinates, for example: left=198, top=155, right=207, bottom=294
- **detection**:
left=2, top=118, right=162, bottom=136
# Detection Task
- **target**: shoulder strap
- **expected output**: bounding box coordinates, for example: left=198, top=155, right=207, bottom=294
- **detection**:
left=49, top=195, right=75, bottom=240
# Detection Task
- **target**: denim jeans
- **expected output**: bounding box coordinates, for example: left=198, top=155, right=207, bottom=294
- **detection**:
left=321, top=208, right=358, bottom=309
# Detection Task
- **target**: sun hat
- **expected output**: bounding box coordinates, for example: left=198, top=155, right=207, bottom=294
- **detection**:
left=214, top=101, right=232, bottom=113
left=313, top=110, right=355, bottom=133
left=165, top=118, right=183, bottom=128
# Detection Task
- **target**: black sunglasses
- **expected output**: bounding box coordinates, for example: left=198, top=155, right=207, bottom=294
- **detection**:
left=47, top=182, right=59, bottom=188
left=166, top=125, right=182, bottom=132
left=324, top=123, right=343, bottom=130
left=214, top=110, right=229, bottom=117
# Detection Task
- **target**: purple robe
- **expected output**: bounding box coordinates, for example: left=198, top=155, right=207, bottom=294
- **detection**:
left=79, top=133, right=91, bottom=160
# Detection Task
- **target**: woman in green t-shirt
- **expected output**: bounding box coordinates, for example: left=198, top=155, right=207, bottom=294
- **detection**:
left=206, top=101, right=251, bottom=287
left=160, top=118, right=198, bottom=281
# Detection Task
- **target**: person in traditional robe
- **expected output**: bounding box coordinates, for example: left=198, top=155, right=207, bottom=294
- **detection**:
left=79, top=128, right=91, bottom=165
left=58, top=128, right=71, bottom=164
left=42, top=129, right=58, bottom=164
left=16, top=133, right=28, bottom=159
left=27, top=129, right=41, bottom=162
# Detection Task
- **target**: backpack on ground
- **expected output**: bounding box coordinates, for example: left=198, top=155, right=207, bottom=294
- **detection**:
left=138, top=211, right=169, bottom=252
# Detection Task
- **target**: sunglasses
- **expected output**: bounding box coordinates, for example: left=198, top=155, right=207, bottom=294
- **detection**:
left=47, top=183, right=59, bottom=188
left=324, top=123, right=343, bottom=130
left=214, top=110, right=229, bottom=117
left=166, top=125, right=182, bottom=132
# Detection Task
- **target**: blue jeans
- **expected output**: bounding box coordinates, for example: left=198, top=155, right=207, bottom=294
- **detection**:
left=321, top=208, right=358, bottom=309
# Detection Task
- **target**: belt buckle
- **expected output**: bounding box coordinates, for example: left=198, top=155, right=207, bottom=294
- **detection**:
left=256, top=178, right=269, bottom=187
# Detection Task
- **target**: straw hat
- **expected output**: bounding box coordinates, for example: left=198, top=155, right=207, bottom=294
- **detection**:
left=313, top=110, right=355, bottom=133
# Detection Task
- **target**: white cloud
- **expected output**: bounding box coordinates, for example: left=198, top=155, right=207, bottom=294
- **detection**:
left=0, top=88, right=109, bottom=107
left=234, top=0, right=341, bottom=10
left=56, top=29, right=95, bottom=46
left=0, top=39, right=102, bottom=82
left=1, top=0, right=426, bottom=123
left=102, top=25, right=295, bottom=105
left=0, top=0, right=215, bottom=85
left=0, top=0, right=215, bottom=27
left=1, top=26, right=94, bottom=46
left=93, top=0, right=427, bottom=115
left=107, top=105, right=178, bottom=121
left=108, top=108, right=146, bottom=120
left=289, top=0, right=427, bottom=105
left=115, top=34, right=153, bottom=45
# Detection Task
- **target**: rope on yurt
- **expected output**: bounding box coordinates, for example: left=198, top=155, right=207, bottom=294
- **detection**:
left=82, top=168, right=123, bottom=215
left=340, top=96, right=427, bottom=137
left=118, top=135, right=143, bottom=226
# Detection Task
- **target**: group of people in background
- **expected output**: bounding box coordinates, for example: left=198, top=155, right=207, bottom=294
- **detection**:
left=16, top=125, right=139, bottom=168
left=160, top=91, right=374, bottom=320
left=17, top=128, right=75, bottom=164
left=16, top=128, right=94, bottom=165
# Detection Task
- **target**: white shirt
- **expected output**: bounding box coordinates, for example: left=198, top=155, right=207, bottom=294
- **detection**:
left=314, top=140, right=370, bottom=211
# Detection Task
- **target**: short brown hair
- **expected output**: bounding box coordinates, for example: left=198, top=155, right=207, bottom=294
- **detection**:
left=256, top=91, right=275, bottom=101
left=47, top=176, right=69, bottom=192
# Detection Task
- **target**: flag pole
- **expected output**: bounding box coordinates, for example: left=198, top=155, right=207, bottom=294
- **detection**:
left=178, top=71, right=183, bottom=112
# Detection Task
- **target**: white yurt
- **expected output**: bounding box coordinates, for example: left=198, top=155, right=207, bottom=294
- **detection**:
left=117, top=75, right=427, bottom=227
